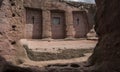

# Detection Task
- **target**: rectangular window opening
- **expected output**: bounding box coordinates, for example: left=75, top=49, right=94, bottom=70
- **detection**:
left=52, top=17, right=60, bottom=25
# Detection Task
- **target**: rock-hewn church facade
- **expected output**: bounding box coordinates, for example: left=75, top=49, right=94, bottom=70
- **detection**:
left=24, top=0, right=95, bottom=39
left=0, top=0, right=95, bottom=41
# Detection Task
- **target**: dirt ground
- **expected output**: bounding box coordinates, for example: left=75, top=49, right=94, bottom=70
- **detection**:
left=25, top=39, right=97, bottom=53
left=19, top=39, right=97, bottom=67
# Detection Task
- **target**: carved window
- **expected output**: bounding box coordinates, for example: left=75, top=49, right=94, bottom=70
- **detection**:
left=76, top=18, right=80, bottom=25
left=52, top=17, right=60, bottom=25
left=32, top=16, right=35, bottom=24
left=26, top=8, right=41, bottom=24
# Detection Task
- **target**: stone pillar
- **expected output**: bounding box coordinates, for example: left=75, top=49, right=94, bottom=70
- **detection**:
left=65, top=11, right=75, bottom=39
left=42, top=10, right=52, bottom=39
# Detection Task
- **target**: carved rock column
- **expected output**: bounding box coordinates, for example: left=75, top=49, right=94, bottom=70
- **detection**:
left=65, top=11, right=75, bottom=39
left=42, top=9, right=52, bottom=39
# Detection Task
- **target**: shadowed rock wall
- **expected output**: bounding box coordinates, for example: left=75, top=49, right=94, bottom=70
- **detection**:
left=84, top=0, right=120, bottom=72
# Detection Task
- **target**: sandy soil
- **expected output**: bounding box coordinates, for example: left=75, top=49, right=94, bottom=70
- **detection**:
left=26, top=39, right=97, bottom=53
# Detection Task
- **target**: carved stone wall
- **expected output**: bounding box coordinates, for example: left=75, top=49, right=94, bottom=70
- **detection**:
left=23, top=0, right=95, bottom=39
left=0, top=0, right=95, bottom=62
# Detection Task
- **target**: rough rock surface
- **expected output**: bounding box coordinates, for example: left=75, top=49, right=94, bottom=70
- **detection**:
left=24, top=0, right=95, bottom=39
left=0, top=0, right=96, bottom=72
left=0, top=0, right=26, bottom=64
left=0, top=0, right=95, bottom=62
left=32, top=0, right=120, bottom=71
left=0, top=0, right=120, bottom=72
left=84, top=0, right=120, bottom=72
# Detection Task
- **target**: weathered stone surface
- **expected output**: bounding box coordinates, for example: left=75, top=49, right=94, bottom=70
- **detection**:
left=0, top=0, right=96, bottom=71
left=0, top=0, right=95, bottom=62
left=0, top=0, right=25, bottom=63
left=42, top=10, right=52, bottom=38
left=23, top=0, right=95, bottom=39
left=1, top=0, right=120, bottom=71
left=83, top=0, right=120, bottom=72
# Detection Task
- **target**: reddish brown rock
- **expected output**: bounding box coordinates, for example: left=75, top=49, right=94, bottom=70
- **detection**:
left=84, top=0, right=120, bottom=72
left=0, top=0, right=96, bottom=71
left=0, top=0, right=95, bottom=62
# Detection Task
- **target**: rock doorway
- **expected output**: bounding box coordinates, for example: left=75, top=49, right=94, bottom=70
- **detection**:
left=51, top=10, right=66, bottom=39
left=73, top=11, right=88, bottom=38
left=25, top=8, right=42, bottom=39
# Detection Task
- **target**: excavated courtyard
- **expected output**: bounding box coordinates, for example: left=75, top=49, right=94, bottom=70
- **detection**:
left=19, top=39, right=97, bottom=67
